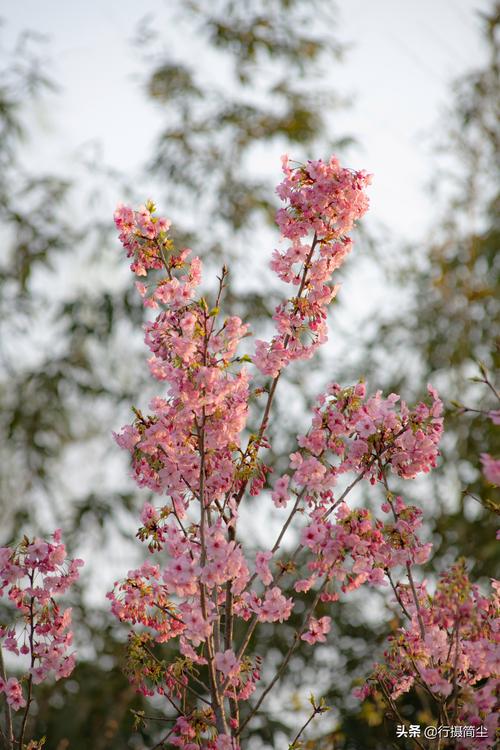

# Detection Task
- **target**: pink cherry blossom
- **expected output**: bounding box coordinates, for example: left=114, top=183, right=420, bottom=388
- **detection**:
left=271, top=475, right=290, bottom=508
left=0, top=677, right=26, bottom=710
left=255, top=551, right=273, bottom=586
left=214, top=649, right=239, bottom=679
left=481, top=453, right=500, bottom=485
left=301, top=616, right=332, bottom=645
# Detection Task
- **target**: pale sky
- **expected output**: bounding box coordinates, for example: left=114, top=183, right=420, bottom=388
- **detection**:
left=4, top=0, right=491, bottom=239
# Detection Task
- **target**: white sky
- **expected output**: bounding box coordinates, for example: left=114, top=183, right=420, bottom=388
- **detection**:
left=4, top=0, right=491, bottom=239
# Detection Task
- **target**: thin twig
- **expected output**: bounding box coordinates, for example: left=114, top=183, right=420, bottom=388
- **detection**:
left=150, top=727, right=176, bottom=749
left=237, top=577, right=329, bottom=735
left=378, top=679, right=426, bottom=750
left=482, top=373, right=500, bottom=403
left=0, top=646, right=13, bottom=749
left=232, top=234, right=319, bottom=508
left=289, top=706, right=323, bottom=748
left=18, top=579, right=35, bottom=749
left=378, top=465, right=427, bottom=641
left=385, top=568, right=413, bottom=622
left=451, top=619, right=461, bottom=726
left=197, top=309, right=228, bottom=734
left=142, top=644, right=211, bottom=707
left=405, top=562, right=426, bottom=641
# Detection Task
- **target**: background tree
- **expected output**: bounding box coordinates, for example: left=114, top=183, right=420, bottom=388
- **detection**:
left=358, top=4, right=499, bottom=578
left=321, top=6, right=500, bottom=748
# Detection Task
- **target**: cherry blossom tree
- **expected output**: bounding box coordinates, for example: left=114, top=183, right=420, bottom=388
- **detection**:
left=109, top=155, right=499, bottom=748
left=0, top=532, right=83, bottom=749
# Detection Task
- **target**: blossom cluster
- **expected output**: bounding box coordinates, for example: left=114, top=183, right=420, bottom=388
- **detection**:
left=113, top=207, right=250, bottom=510
left=275, top=155, right=371, bottom=241
left=266, top=382, right=442, bottom=596
left=255, top=156, right=372, bottom=378
left=361, top=561, right=499, bottom=749
left=114, top=201, right=172, bottom=278
left=272, top=380, right=443, bottom=510
left=296, top=496, right=433, bottom=598
left=168, top=711, right=240, bottom=750
left=0, top=531, right=83, bottom=711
